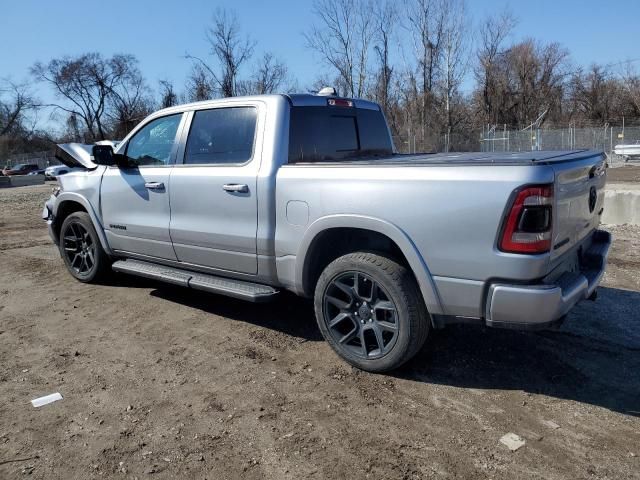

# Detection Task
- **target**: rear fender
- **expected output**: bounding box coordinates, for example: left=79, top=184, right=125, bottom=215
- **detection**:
left=296, top=214, right=444, bottom=315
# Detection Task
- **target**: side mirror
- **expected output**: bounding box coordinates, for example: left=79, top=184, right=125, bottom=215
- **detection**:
left=93, top=145, right=116, bottom=166
left=92, top=145, right=129, bottom=167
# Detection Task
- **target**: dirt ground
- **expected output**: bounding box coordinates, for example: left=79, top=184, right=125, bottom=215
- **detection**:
left=0, top=183, right=639, bottom=480
left=606, top=163, right=640, bottom=183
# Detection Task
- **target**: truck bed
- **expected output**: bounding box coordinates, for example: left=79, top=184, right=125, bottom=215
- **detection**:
left=294, top=149, right=603, bottom=166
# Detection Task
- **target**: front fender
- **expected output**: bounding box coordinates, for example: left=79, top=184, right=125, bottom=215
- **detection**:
left=53, top=192, right=113, bottom=255
left=295, top=214, right=444, bottom=315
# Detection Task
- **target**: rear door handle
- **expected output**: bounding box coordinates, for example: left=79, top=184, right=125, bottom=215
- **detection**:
left=223, top=183, right=249, bottom=193
left=144, top=182, right=165, bottom=190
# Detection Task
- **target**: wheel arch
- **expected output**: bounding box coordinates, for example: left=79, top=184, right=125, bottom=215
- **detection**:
left=296, top=215, right=443, bottom=316
left=53, top=192, right=113, bottom=255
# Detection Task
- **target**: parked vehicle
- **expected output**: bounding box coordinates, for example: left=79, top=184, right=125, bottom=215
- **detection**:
left=45, top=164, right=82, bottom=180
left=613, top=142, right=640, bottom=161
left=43, top=90, right=610, bottom=372
left=3, top=163, right=40, bottom=176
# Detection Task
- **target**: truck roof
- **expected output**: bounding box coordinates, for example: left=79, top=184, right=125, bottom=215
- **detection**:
left=152, top=93, right=381, bottom=118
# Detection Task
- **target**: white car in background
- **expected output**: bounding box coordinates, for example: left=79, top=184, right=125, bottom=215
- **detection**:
left=613, top=142, right=640, bottom=161
left=44, top=164, right=81, bottom=180
left=45, top=141, right=120, bottom=179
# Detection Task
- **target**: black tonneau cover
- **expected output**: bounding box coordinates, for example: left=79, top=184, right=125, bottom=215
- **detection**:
left=292, top=149, right=604, bottom=166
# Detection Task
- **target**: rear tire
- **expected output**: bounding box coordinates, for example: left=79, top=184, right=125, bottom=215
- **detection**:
left=314, top=251, right=430, bottom=372
left=58, top=212, right=111, bottom=283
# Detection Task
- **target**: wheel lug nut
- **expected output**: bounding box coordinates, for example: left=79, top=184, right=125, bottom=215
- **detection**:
left=360, top=320, right=365, bottom=324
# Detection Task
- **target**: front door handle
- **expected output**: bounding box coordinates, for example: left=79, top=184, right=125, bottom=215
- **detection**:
left=223, top=183, right=249, bottom=193
left=144, top=182, right=165, bottom=190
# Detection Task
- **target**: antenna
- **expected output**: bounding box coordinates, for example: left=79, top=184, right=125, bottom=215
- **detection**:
left=317, top=87, right=338, bottom=97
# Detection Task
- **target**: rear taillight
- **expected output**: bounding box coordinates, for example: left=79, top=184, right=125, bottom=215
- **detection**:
left=499, top=185, right=553, bottom=254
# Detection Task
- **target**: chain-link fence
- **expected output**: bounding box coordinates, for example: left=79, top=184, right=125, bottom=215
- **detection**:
left=478, top=125, right=640, bottom=154
left=394, top=125, right=640, bottom=162
left=392, top=131, right=479, bottom=154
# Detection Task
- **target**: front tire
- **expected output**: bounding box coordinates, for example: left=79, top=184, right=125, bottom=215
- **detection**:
left=314, top=252, right=430, bottom=372
left=58, top=212, right=111, bottom=283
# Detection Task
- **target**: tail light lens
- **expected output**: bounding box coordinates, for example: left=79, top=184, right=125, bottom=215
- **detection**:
left=500, top=185, right=553, bottom=254
left=327, top=98, right=353, bottom=107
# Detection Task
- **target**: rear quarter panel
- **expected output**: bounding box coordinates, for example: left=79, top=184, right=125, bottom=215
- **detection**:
left=275, top=163, right=556, bottom=316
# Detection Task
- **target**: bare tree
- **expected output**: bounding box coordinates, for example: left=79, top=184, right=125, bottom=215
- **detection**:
left=158, top=79, right=178, bottom=108
left=406, top=0, right=446, bottom=95
left=621, top=61, right=640, bottom=113
left=0, top=80, right=42, bottom=159
left=185, top=64, right=215, bottom=102
left=186, top=8, right=255, bottom=98
left=64, top=113, right=82, bottom=142
left=32, top=53, right=143, bottom=141
left=403, top=0, right=447, bottom=148
left=106, top=57, right=153, bottom=139
left=372, top=0, right=397, bottom=113
left=439, top=0, right=470, bottom=146
left=484, top=39, right=568, bottom=127
left=0, top=81, right=36, bottom=137
left=305, top=0, right=375, bottom=97
left=474, top=11, right=569, bottom=130
left=475, top=9, right=517, bottom=125
left=568, top=64, right=620, bottom=123
left=251, top=53, right=288, bottom=94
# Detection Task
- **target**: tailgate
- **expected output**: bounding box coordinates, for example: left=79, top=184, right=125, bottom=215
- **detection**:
left=551, top=152, right=606, bottom=260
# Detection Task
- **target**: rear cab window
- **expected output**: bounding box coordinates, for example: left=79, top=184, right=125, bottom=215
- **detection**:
left=288, top=104, right=393, bottom=163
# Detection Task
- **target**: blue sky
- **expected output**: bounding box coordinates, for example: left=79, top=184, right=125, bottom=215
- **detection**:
left=2, top=0, right=639, bottom=103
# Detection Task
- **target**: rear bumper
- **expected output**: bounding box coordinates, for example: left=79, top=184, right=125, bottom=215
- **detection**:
left=485, top=230, right=611, bottom=330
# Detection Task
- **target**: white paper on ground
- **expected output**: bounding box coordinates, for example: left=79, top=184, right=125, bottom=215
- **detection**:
left=541, top=419, right=561, bottom=429
left=499, top=432, right=526, bottom=451
left=31, top=392, right=63, bottom=407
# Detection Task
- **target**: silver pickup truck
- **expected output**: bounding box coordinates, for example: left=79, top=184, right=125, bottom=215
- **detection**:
left=44, top=91, right=611, bottom=372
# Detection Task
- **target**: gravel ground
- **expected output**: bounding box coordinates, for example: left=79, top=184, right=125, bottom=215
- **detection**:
left=606, top=164, right=640, bottom=183
left=0, top=184, right=639, bottom=480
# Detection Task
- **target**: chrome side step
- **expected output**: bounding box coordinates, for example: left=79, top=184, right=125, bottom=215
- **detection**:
left=112, top=259, right=278, bottom=302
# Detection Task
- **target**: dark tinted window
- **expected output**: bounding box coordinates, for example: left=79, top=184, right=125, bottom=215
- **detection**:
left=126, top=114, right=182, bottom=166
left=331, top=116, right=359, bottom=151
left=185, top=107, right=257, bottom=164
left=357, top=109, right=394, bottom=154
left=288, top=106, right=392, bottom=163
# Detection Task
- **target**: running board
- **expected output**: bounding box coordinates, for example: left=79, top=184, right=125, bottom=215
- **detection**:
left=112, top=259, right=278, bottom=302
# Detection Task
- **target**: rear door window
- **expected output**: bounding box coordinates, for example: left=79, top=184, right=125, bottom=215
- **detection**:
left=184, top=107, right=257, bottom=165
